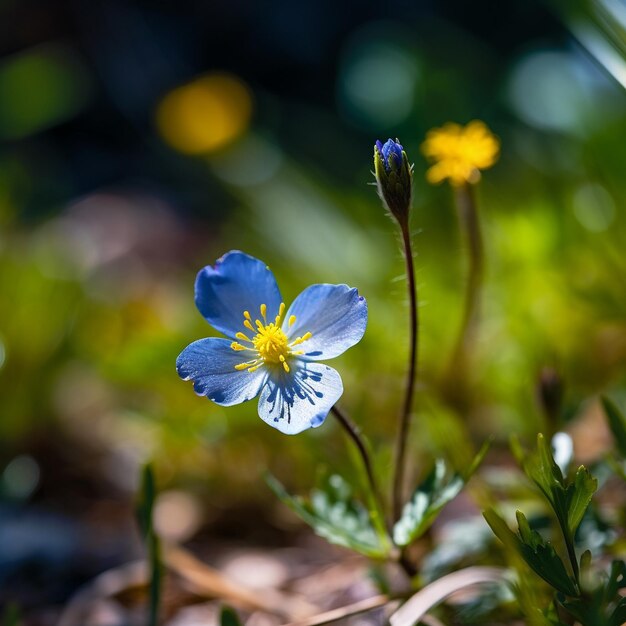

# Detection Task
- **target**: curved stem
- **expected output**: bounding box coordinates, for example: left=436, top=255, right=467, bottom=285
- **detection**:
left=330, top=405, right=385, bottom=518
left=392, top=224, right=419, bottom=522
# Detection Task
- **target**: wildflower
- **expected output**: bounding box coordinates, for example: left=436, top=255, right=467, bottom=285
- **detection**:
left=421, top=121, right=499, bottom=186
left=176, top=251, right=368, bottom=435
left=374, top=138, right=413, bottom=225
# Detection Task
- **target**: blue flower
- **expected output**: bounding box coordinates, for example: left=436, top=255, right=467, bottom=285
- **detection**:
left=375, top=138, right=404, bottom=173
left=176, top=251, right=368, bottom=435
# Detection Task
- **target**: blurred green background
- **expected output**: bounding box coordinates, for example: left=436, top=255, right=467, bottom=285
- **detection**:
left=1, top=0, right=626, bottom=616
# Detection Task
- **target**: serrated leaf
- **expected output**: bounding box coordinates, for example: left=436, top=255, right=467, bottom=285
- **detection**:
left=266, top=473, right=390, bottom=558
left=523, top=434, right=565, bottom=504
left=484, top=509, right=578, bottom=597
left=393, top=459, right=463, bottom=547
left=516, top=511, right=578, bottom=596
left=522, top=434, right=596, bottom=544
left=565, top=466, right=597, bottom=536
left=602, top=397, right=626, bottom=459
left=393, top=446, right=489, bottom=548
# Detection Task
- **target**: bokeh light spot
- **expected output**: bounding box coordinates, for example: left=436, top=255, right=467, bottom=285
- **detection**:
left=209, top=134, right=283, bottom=187
left=154, top=490, right=203, bottom=542
left=338, top=26, right=418, bottom=128
left=507, top=50, right=617, bottom=135
left=157, top=73, right=253, bottom=154
left=572, top=183, right=616, bottom=232
left=3, top=455, right=40, bottom=499
left=0, top=44, right=92, bottom=140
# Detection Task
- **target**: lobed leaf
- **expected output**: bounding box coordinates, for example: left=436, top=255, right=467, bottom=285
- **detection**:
left=266, top=473, right=390, bottom=558
left=483, top=509, right=578, bottom=597
left=522, top=434, right=596, bottom=540
left=565, top=466, right=597, bottom=536
left=393, top=443, right=489, bottom=548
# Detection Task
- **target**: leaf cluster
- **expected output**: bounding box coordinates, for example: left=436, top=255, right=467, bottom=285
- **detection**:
left=266, top=473, right=391, bottom=558
left=393, top=442, right=488, bottom=547
left=483, top=434, right=626, bottom=626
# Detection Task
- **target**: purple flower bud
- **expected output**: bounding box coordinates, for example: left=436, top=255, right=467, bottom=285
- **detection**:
left=377, top=138, right=404, bottom=173
left=373, top=138, right=412, bottom=226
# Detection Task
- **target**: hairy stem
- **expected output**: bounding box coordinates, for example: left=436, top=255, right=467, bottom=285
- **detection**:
left=330, top=405, right=385, bottom=519
left=392, top=223, right=419, bottom=522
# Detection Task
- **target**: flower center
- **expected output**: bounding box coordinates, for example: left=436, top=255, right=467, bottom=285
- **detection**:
left=230, top=303, right=311, bottom=373
left=252, top=323, right=289, bottom=363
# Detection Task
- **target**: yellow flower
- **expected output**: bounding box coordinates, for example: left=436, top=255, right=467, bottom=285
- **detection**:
left=421, top=120, right=499, bottom=186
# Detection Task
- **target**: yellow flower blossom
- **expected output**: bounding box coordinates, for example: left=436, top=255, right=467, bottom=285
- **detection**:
left=421, top=120, right=499, bottom=186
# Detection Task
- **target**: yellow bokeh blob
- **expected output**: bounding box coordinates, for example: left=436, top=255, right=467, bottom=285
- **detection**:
left=156, top=73, right=252, bottom=154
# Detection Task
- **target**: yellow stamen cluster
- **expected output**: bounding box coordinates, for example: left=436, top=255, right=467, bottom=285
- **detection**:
left=230, top=303, right=312, bottom=373
left=421, top=120, right=499, bottom=186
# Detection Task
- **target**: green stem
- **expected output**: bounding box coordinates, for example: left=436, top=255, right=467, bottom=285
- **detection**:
left=392, top=223, right=419, bottom=523
left=452, top=182, right=483, bottom=364
left=562, top=525, right=580, bottom=589
left=330, top=405, right=386, bottom=521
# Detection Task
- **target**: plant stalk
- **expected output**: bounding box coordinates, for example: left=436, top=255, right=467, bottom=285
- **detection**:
left=452, top=182, right=483, bottom=368
left=330, top=405, right=385, bottom=519
left=392, top=222, right=419, bottom=523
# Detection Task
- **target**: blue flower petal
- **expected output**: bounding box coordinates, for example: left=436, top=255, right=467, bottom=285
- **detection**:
left=195, top=251, right=283, bottom=339
left=257, top=361, right=343, bottom=435
left=177, top=338, right=266, bottom=406
left=283, top=284, right=367, bottom=360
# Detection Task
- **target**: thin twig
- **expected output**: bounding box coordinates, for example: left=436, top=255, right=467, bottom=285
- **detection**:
left=330, top=405, right=385, bottom=518
left=392, top=224, right=419, bottom=523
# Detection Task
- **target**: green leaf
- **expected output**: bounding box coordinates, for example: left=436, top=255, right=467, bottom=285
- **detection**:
left=483, top=508, right=578, bottom=597
left=541, top=602, right=570, bottom=626
left=393, top=444, right=489, bottom=548
left=220, top=606, right=243, bottom=626
left=483, top=508, right=520, bottom=549
left=522, top=434, right=596, bottom=540
left=602, top=397, right=626, bottom=458
left=610, top=597, right=626, bottom=626
left=266, top=473, right=391, bottom=558
left=135, top=463, right=161, bottom=626
left=523, top=434, right=565, bottom=507
left=515, top=511, right=579, bottom=597
left=136, top=463, right=156, bottom=538
left=393, top=460, right=462, bottom=546
left=565, top=466, right=597, bottom=536
left=606, top=560, right=626, bottom=599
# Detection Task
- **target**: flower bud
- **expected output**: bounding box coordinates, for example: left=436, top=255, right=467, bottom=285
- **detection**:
left=538, top=366, right=564, bottom=426
left=374, top=138, right=413, bottom=226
